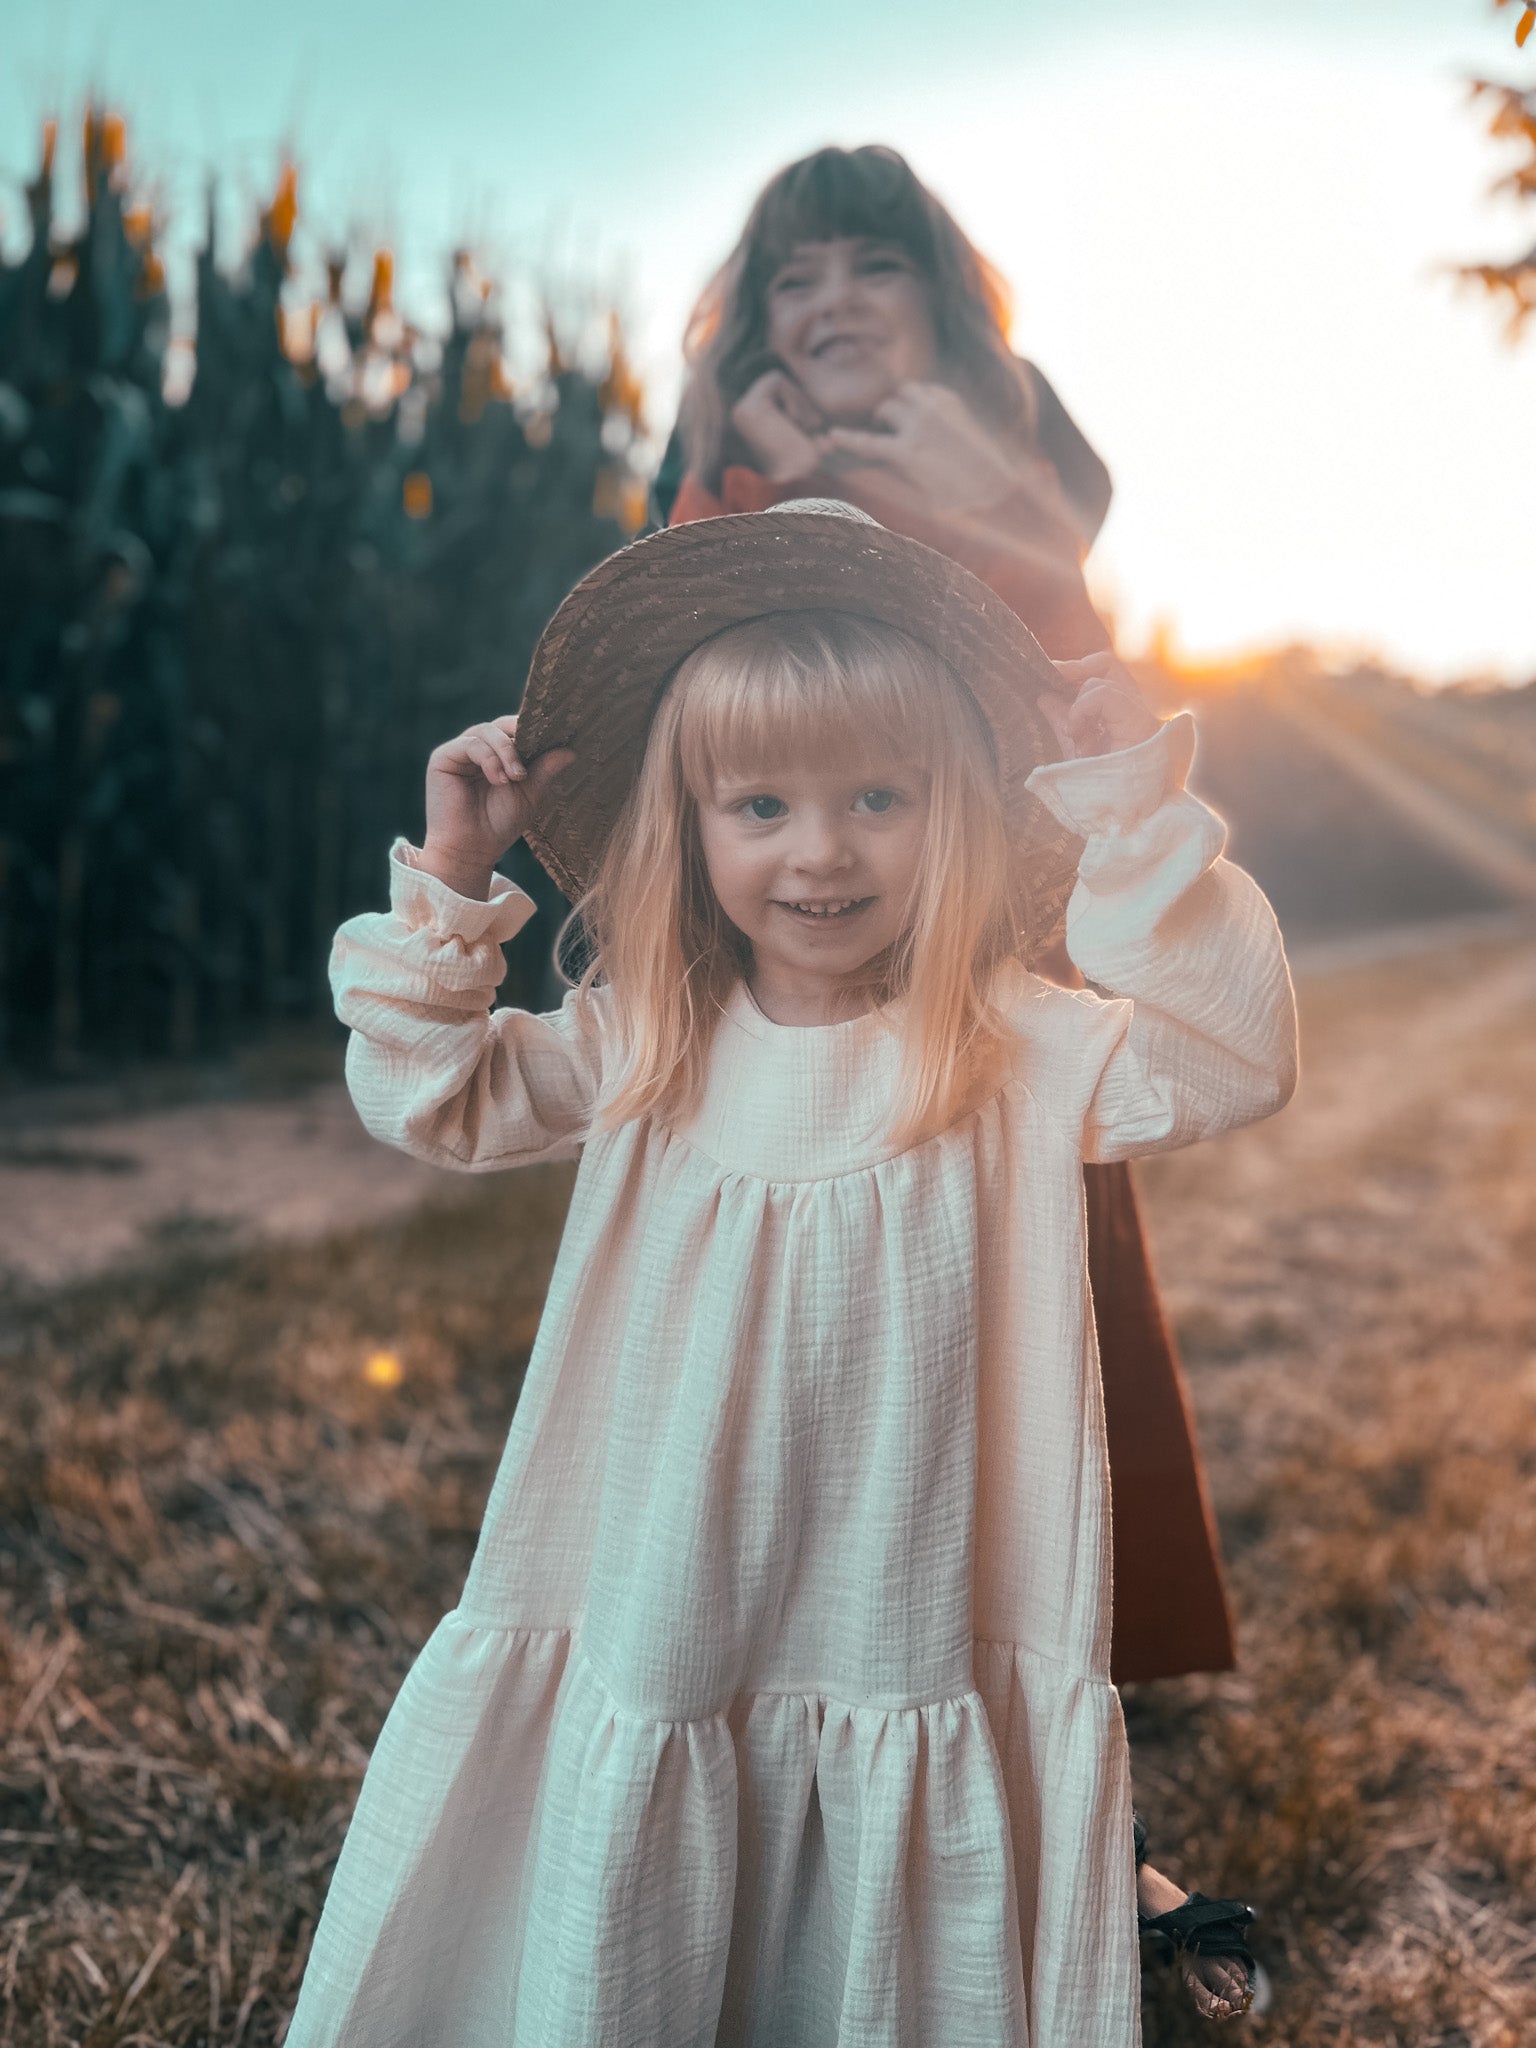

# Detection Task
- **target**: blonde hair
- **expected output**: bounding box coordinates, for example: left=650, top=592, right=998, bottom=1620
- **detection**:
left=575, top=609, right=1030, bottom=1149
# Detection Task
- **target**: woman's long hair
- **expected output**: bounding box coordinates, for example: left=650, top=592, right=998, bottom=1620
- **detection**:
left=577, top=608, right=1028, bottom=1149
left=679, top=145, right=1037, bottom=490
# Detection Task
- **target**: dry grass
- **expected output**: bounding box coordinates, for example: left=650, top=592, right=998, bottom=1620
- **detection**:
left=2, top=929, right=1534, bottom=2045
left=1131, top=926, right=1536, bottom=2046
left=0, top=1169, right=573, bottom=2045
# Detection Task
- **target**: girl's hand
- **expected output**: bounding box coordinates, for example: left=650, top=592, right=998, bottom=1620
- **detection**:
left=820, top=381, right=1025, bottom=515
left=730, top=368, right=827, bottom=484
left=1040, top=653, right=1162, bottom=760
left=420, top=716, right=575, bottom=900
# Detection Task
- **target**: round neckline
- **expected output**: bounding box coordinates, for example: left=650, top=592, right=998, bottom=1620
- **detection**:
left=729, top=979, right=890, bottom=1038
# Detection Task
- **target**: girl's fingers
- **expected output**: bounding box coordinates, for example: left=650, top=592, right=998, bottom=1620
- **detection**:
left=429, top=727, right=581, bottom=812
left=523, top=747, right=576, bottom=808
left=480, top=719, right=574, bottom=799
left=1068, top=686, right=1114, bottom=735
left=1038, top=686, right=1110, bottom=759
left=478, top=723, right=525, bottom=780
left=1054, top=677, right=1157, bottom=758
left=463, top=735, right=512, bottom=784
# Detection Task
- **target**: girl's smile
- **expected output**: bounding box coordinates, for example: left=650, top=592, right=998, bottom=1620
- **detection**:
left=697, top=757, right=930, bottom=1026
left=775, top=896, right=873, bottom=919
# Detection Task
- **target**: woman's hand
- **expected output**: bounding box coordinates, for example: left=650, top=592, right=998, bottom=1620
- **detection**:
left=820, top=381, right=1027, bottom=515
left=730, top=368, right=827, bottom=484
left=1040, top=652, right=1162, bottom=760
left=419, top=715, right=575, bottom=900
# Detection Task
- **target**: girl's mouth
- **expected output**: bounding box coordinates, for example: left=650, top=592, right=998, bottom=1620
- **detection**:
left=774, top=897, right=874, bottom=922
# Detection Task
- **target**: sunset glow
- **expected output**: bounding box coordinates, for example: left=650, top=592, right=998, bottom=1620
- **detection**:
left=7, top=0, right=1532, bottom=679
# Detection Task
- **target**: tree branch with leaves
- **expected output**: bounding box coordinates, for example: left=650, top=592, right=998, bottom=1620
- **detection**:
left=1457, top=0, right=1536, bottom=337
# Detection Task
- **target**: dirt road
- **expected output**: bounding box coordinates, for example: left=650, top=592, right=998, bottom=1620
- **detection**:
left=3, top=912, right=1530, bottom=1295
left=0, top=1087, right=467, bottom=1290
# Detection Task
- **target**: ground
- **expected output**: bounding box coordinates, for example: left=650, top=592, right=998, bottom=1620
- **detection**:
left=1129, top=920, right=1536, bottom=2046
left=1, top=922, right=1533, bottom=2046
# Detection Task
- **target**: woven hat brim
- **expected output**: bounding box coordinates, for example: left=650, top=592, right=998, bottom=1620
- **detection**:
left=515, top=509, right=1083, bottom=961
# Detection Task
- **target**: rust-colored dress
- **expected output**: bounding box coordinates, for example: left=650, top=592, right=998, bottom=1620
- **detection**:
left=665, top=405, right=1235, bottom=1684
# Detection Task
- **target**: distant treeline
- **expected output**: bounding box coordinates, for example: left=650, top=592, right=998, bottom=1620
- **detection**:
left=0, top=113, right=647, bottom=1073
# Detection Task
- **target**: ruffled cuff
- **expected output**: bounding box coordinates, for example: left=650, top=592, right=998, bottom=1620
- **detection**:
left=387, top=839, right=537, bottom=946
left=1024, top=712, right=1195, bottom=838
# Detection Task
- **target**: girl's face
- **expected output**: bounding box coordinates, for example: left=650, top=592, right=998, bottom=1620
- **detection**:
left=697, top=750, right=931, bottom=1024
left=763, top=237, right=938, bottom=422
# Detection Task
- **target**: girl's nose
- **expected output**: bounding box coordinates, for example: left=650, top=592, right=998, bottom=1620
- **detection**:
left=787, top=814, right=855, bottom=874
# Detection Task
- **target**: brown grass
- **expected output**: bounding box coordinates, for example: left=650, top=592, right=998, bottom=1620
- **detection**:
left=0, top=1169, right=572, bottom=2045
left=1131, top=926, right=1536, bottom=2046
left=2, top=928, right=1534, bottom=2046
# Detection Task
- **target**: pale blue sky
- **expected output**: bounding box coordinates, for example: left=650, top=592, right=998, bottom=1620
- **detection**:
left=7, top=0, right=1533, bottom=676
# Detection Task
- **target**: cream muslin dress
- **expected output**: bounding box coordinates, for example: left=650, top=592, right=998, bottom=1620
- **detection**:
left=287, top=715, right=1295, bottom=2048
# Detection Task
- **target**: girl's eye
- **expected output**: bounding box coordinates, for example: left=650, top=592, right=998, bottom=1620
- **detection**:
left=857, top=788, right=900, bottom=814
left=770, top=272, right=813, bottom=296
left=747, top=795, right=786, bottom=820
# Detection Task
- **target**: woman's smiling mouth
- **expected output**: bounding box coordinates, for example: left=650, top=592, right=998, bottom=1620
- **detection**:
left=809, top=331, right=882, bottom=359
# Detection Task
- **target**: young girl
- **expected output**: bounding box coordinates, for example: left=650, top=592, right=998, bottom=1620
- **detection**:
left=287, top=501, right=1293, bottom=2047
left=658, top=148, right=1258, bottom=2013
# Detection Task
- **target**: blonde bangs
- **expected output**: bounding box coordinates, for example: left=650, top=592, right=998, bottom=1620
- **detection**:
left=673, top=612, right=961, bottom=802
left=580, top=609, right=1030, bottom=1146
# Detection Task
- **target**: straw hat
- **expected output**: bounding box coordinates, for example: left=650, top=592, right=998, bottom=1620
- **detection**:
left=515, top=499, right=1084, bottom=960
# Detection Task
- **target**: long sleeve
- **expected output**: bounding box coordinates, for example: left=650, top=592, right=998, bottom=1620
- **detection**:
left=329, top=841, right=608, bottom=1170
left=1024, top=715, right=1298, bottom=1163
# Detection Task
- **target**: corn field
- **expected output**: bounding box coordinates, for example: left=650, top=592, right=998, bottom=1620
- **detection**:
left=0, top=113, right=647, bottom=1075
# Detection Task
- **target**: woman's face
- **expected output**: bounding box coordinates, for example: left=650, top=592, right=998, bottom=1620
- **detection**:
left=763, top=237, right=938, bottom=422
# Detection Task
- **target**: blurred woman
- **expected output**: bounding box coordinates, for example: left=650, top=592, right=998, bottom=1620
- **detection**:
left=655, top=145, right=1263, bottom=2022
left=654, top=151, right=1109, bottom=658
